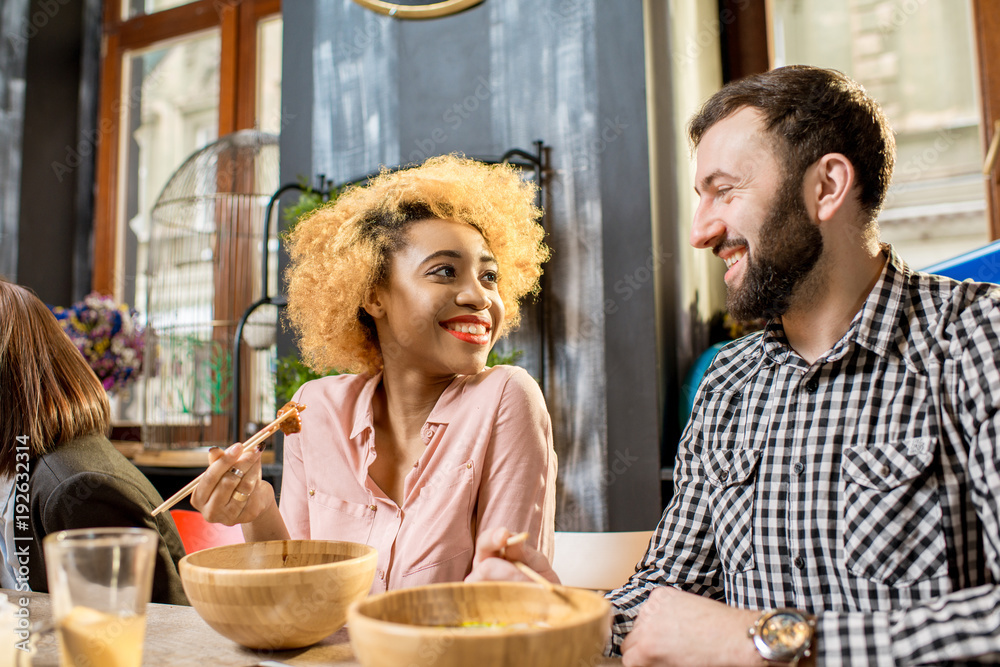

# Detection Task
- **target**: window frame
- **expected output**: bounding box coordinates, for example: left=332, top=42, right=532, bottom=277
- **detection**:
left=93, top=0, right=281, bottom=296
left=719, top=0, right=1000, bottom=240
left=972, top=0, right=1000, bottom=239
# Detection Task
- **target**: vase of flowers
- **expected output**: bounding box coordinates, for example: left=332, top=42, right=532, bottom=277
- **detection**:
left=50, top=293, right=145, bottom=396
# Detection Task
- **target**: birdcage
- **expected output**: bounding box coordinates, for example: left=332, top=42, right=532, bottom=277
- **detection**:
left=142, top=130, right=280, bottom=449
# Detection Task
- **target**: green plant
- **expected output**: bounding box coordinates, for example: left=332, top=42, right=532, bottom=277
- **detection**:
left=172, top=337, right=232, bottom=416
left=274, top=179, right=344, bottom=405
left=281, top=178, right=341, bottom=239
left=275, top=354, right=339, bottom=405
left=487, top=348, right=523, bottom=367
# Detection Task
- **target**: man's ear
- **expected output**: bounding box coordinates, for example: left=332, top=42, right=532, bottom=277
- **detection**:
left=807, top=153, right=856, bottom=222
left=362, top=287, right=385, bottom=319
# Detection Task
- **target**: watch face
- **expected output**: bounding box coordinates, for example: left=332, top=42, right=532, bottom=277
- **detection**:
left=761, top=611, right=812, bottom=656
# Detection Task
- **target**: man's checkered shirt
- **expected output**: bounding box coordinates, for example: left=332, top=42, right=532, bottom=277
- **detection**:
left=608, top=246, right=1000, bottom=664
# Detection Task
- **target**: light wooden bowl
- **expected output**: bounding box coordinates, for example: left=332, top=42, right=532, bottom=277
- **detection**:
left=179, top=539, right=377, bottom=649
left=348, top=582, right=611, bottom=667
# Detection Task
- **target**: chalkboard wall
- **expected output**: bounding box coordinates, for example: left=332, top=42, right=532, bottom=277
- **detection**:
left=279, top=0, right=664, bottom=530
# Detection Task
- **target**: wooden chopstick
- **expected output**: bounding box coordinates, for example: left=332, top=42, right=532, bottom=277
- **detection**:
left=150, top=409, right=298, bottom=517
left=501, top=532, right=556, bottom=592
left=510, top=560, right=557, bottom=592
left=504, top=532, right=529, bottom=548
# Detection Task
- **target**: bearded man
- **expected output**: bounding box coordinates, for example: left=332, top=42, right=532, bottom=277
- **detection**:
left=469, top=65, right=1000, bottom=666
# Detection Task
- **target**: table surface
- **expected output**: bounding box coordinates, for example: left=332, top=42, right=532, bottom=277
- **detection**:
left=14, top=590, right=622, bottom=666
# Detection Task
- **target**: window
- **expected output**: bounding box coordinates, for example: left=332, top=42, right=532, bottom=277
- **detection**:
left=719, top=0, right=1000, bottom=266
left=94, top=0, right=281, bottom=426
left=770, top=0, right=987, bottom=268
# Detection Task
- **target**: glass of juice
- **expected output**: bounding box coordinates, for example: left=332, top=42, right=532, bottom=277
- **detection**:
left=43, top=527, right=157, bottom=667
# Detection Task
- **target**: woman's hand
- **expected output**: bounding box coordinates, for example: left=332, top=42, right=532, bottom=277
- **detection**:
left=465, top=527, right=561, bottom=585
left=189, top=442, right=275, bottom=526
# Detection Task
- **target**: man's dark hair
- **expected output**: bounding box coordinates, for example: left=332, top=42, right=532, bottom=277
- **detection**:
left=689, top=65, right=895, bottom=220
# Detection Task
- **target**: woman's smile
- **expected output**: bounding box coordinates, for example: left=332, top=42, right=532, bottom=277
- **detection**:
left=440, top=315, right=492, bottom=345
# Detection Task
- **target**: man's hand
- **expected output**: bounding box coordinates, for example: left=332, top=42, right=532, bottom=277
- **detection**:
left=621, top=587, right=764, bottom=667
left=465, top=527, right=561, bottom=585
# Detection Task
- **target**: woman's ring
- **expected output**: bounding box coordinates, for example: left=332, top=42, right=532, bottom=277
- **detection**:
left=229, top=467, right=245, bottom=478
left=231, top=490, right=249, bottom=503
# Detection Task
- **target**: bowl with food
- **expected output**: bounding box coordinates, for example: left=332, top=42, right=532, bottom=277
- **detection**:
left=348, top=581, right=611, bottom=667
left=179, top=539, right=377, bottom=649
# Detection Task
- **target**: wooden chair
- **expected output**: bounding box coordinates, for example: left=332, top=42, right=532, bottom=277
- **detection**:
left=551, top=530, right=654, bottom=591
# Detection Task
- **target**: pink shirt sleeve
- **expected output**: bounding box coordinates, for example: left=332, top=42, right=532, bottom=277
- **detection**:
left=278, top=422, right=311, bottom=540
left=476, top=367, right=557, bottom=561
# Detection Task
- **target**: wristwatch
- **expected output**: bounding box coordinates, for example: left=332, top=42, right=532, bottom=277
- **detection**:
left=747, top=608, right=816, bottom=666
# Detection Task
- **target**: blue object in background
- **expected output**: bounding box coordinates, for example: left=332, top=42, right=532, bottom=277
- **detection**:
left=920, top=239, right=1000, bottom=283
left=679, top=240, right=1000, bottom=427
left=679, top=341, right=727, bottom=427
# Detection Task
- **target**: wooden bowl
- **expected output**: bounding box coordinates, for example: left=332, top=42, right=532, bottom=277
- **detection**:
left=348, top=582, right=611, bottom=667
left=179, top=539, right=377, bottom=649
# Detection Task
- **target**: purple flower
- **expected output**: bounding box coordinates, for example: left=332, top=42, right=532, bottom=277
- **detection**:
left=48, top=292, right=145, bottom=395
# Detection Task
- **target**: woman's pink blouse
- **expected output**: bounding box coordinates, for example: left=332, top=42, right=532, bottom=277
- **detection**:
left=280, top=365, right=557, bottom=592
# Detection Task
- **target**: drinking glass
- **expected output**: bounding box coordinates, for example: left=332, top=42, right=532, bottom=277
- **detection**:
left=43, top=527, right=157, bottom=667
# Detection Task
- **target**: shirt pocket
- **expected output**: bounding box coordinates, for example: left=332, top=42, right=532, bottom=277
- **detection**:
left=702, top=446, right=762, bottom=574
left=401, top=461, right=475, bottom=577
left=308, top=491, right=375, bottom=545
left=841, top=437, right=946, bottom=585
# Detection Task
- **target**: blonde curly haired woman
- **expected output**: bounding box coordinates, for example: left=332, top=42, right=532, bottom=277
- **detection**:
left=192, top=155, right=556, bottom=591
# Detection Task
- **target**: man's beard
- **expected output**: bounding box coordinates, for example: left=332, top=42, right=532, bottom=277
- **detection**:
left=726, top=173, right=824, bottom=322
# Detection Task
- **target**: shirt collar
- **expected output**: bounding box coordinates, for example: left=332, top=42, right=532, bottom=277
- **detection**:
left=758, top=244, right=909, bottom=365
left=349, top=371, right=464, bottom=440
left=833, top=243, right=909, bottom=361
left=349, top=373, right=380, bottom=440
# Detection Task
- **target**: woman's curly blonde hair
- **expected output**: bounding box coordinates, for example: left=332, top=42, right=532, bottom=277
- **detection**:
left=285, top=154, right=550, bottom=375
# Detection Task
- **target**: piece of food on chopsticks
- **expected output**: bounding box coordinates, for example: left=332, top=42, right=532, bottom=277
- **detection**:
left=150, top=402, right=307, bottom=516
left=276, top=401, right=306, bottom=435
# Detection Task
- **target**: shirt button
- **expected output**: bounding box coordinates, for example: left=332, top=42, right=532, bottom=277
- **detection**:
left=377, top=570, right=384, bottom=580
left=466, top=462, right=472, bottom=469
left=421, top=426, right=434, bottom=442
left=805, top=379, right=818, bottom=393
left=880, top=464, right=890, bottom=476
left=793, top=555, right=806, bottom=570
left=308, top=488, right=315, bottom=497
left=792, top=462, right=804, bottom=475
left=369, top=504, right=377, bottom=512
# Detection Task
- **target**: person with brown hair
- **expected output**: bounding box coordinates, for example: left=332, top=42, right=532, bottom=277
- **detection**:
left=470, top=66, right=1000, bottom=665
left=192, top=154, right=557, bottom=592
left=0, top=278, right=187, bottom=605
